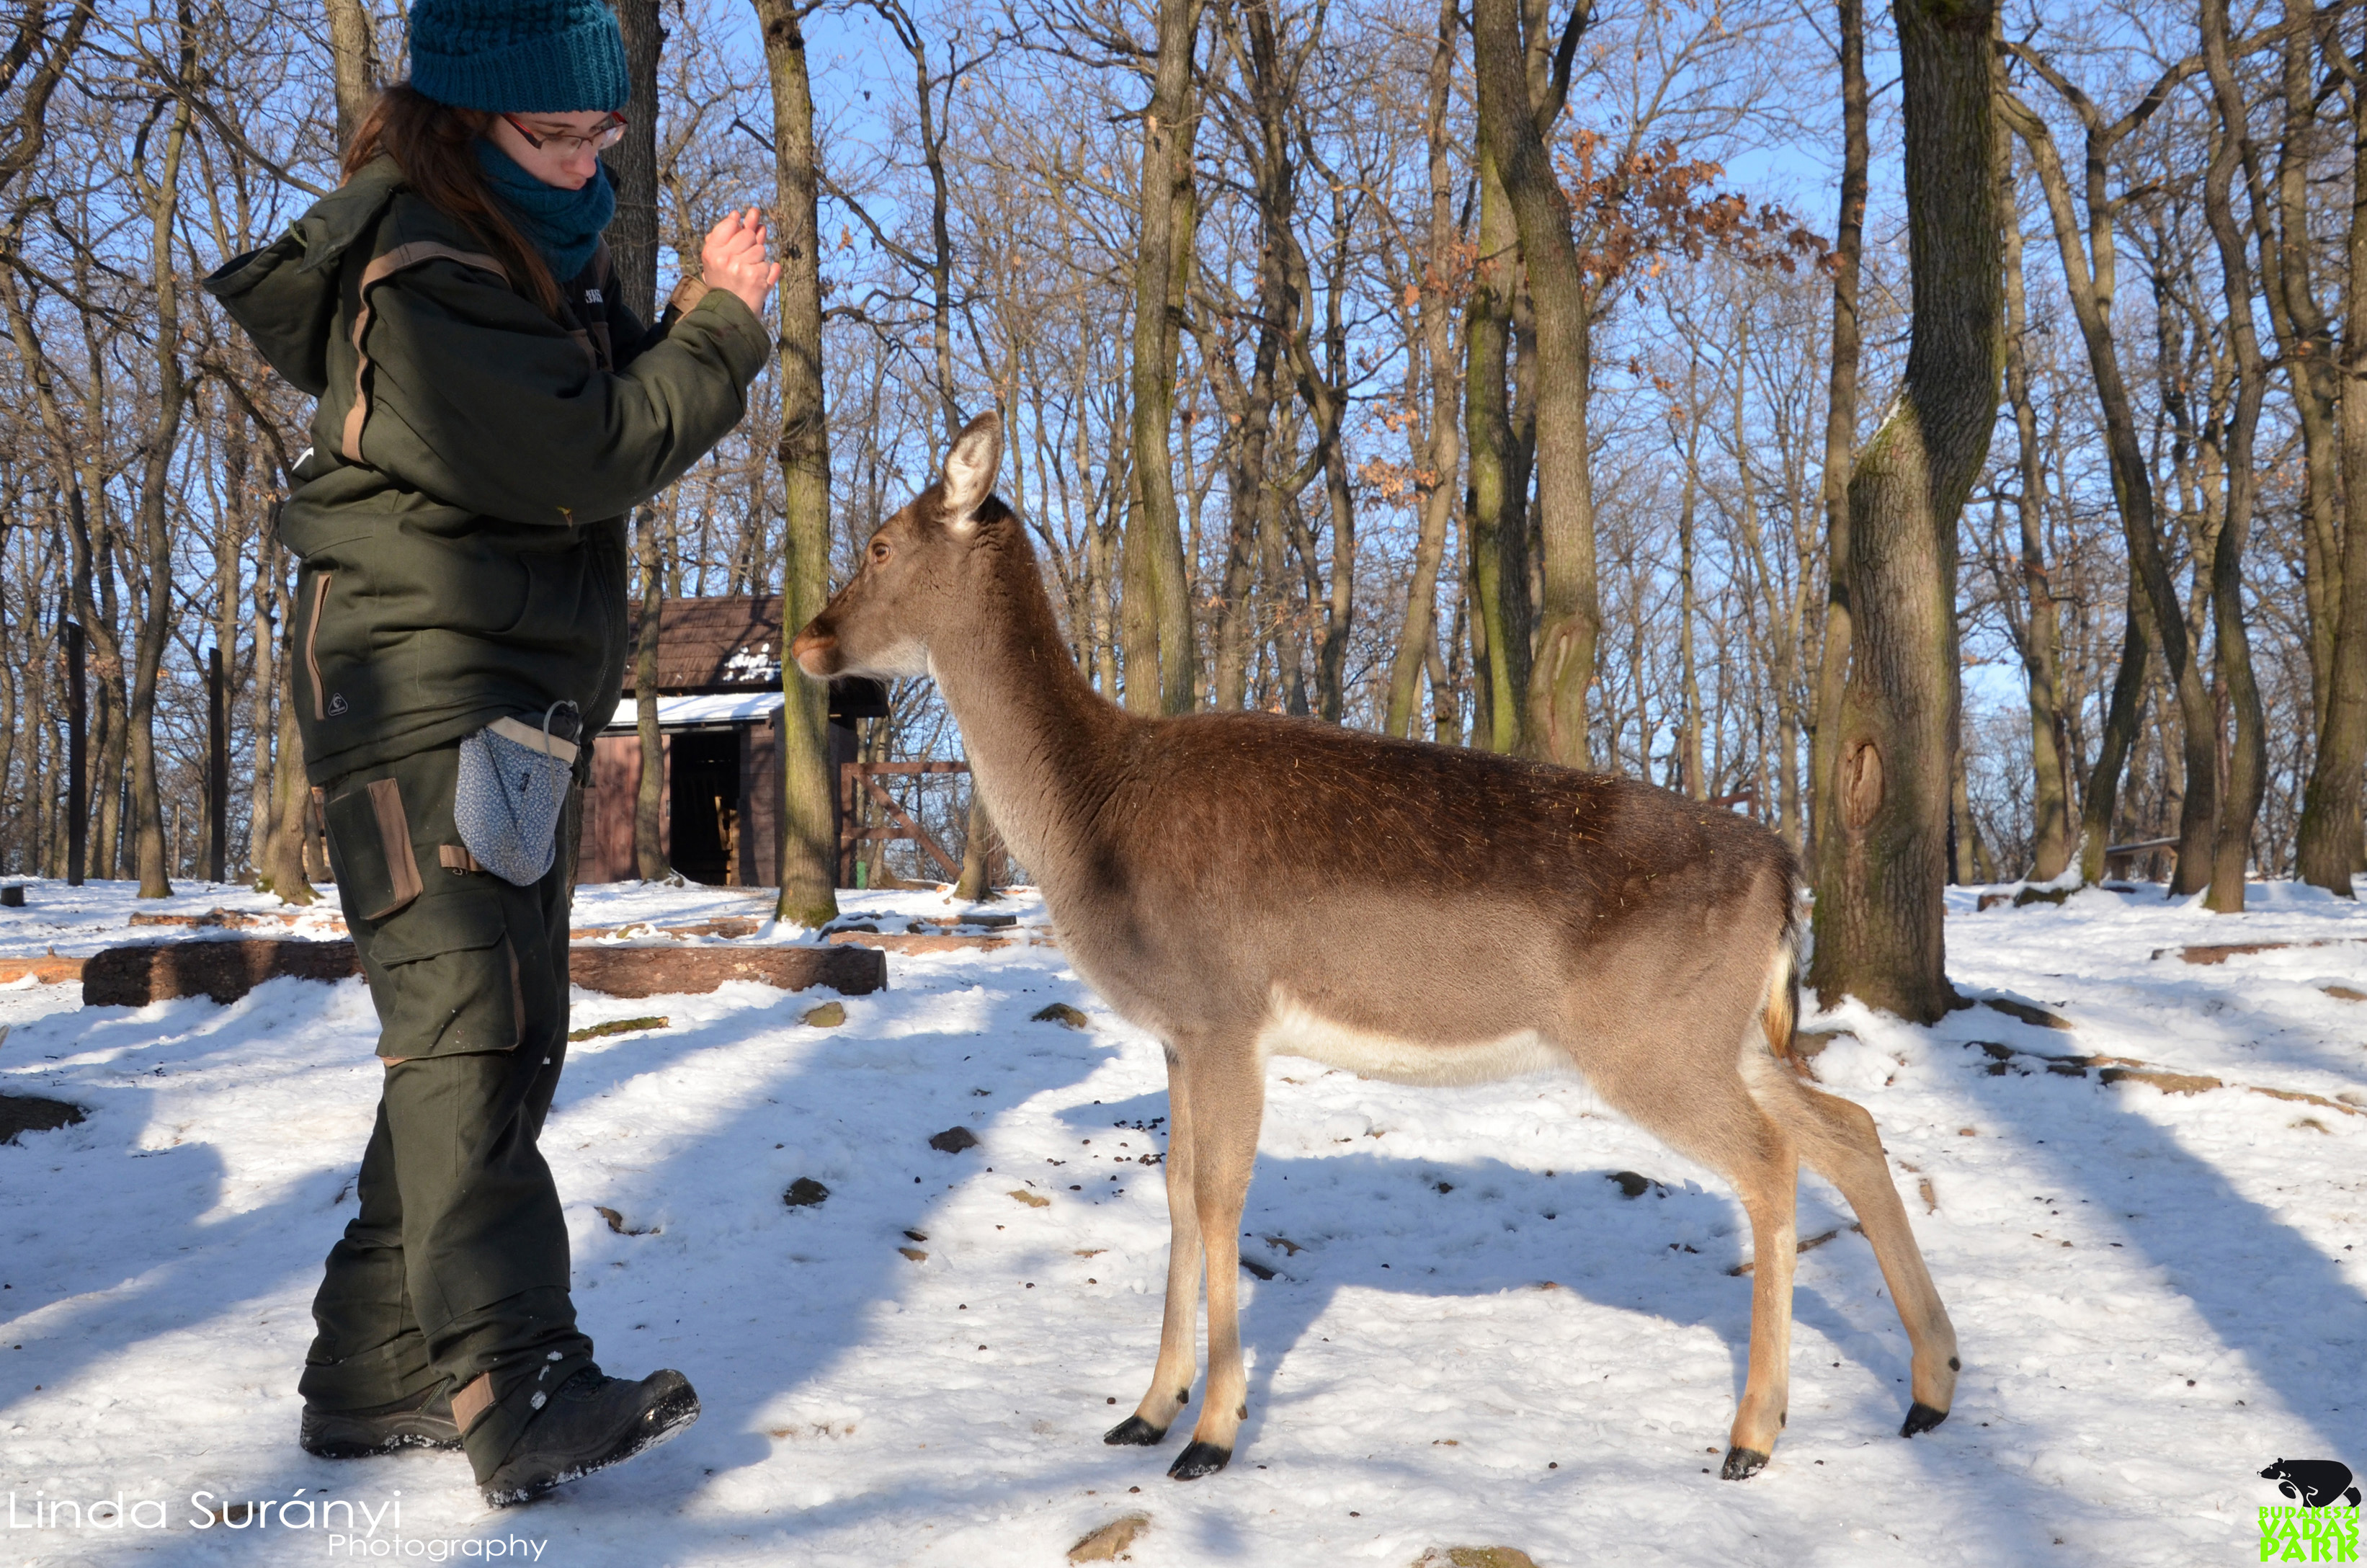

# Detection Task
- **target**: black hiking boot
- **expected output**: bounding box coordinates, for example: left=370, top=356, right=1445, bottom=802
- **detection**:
left=478, top=1367, right=699, bottom=1507
left=299, top=1387, right=463, bottom=1458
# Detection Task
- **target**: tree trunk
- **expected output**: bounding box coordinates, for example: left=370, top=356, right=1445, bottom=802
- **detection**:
left=1474, top=0, right=1597, bottom=767
left=1311, top=436, right=1355, bottom=722
left=0, top=643, right=19, bottom=875
left=247, top=523, right=277, bottom=883
left=1293, top=187, right=1358, bottom=725
left=1809, top=0, right=1868, bottom=866
left=1810, top=0, right=2002, bottom=1022
left=2296, top=30, right=2367, bottom=892
left=2001, top=138, right=2071, bottom=881
left=2077, top=578, right=2152, bottom=885
left=953, top=787, right=1000, bottom=901
left=2257, top=0, right=2340, bottom=752
left=1122, top=0, right=1203, bottom=715
left=1385, top=6, right=1463, bottom=739
left=1950, top=749, right=1975, bottom=883
left=1461, top=154, right=1527, bottom=753
left=213, top=406, right=251, bottom=881
left=752, top=0, right=839, bottom=926
left=1430, top=588, right=1463, bottom=744
left=263, top=612, right=317, bottom=903
left=66, top=617, right=85, bottom=883
left=1205, top=307, right=1273, bottom=712
left=128, top=16, right=196, bottom=900
left=1089, top=426, right=1126, bottom=697
left=2000, top=73, right=2216, bottom=894
left=1723, top=307, right=1806, bottom=842
left=324, top=0, right=379, bottom=151
left=609, top=0, right=669, bottom=884
left=1677, top=360, right=1706, bottom=796
left=1, top=266, right=90, bottom=883
left=93, top=620, right=125, bottom=881
left=2198, top=0, right=2270, bottom=913
left=606, top=0, right=663, bottom=323
left=633, top=512, right=667, bottom=880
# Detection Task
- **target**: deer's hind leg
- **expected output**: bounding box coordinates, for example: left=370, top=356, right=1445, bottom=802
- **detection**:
left=1743, top=1051, right=1960, bottom=1436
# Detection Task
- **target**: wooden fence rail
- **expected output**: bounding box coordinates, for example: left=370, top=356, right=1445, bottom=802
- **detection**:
left=839, top=761, right=968, bottom=886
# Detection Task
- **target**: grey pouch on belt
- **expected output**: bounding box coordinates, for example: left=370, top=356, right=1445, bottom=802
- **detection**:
left=455, top=703, right=581, bottom=886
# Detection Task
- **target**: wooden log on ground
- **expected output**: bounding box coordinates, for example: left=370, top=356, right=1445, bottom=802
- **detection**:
left=82, top=937, right=886, bottom=1006
left=84, top=939, right=361, bottom=1004
left=0, top=956, right=86, bottom=986
left=2154, top=938, right=2367, bottom=965
left=125, top=907, right=350, bottom=935
left=569, top=916, right=763, bottom=941
left=0, top=1093, right=85, bottom=1144
left=566, top=943, right=885, bottom=998
left=828, top=930, right=1013, bottom=955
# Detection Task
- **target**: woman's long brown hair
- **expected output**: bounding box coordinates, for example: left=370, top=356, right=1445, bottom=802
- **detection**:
left=342, top=84, right=563, bottom=315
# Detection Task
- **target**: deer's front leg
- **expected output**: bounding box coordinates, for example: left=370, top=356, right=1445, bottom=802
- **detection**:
left=1168, top=1035, right=1265, bottom=1480
left=1105, top=1043, right=1202, bottom=1448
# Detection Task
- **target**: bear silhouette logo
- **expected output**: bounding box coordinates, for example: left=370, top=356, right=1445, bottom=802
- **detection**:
left=2262, top=1458, right=2363, bottom=1508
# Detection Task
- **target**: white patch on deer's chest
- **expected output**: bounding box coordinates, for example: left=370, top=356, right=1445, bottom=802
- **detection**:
left=1255, top=988, right=1572, bottom=1086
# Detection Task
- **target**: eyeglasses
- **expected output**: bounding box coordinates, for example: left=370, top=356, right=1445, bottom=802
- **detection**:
left=501, top=110, right=626, bottom=156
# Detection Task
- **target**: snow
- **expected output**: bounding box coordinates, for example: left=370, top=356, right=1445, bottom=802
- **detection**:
left=3, top=874, right=2363, bottom=1566
left=599, top=692, right=783, bottom=730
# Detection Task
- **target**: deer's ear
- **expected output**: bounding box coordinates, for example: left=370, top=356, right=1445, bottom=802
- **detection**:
left=941, top=409, right=1002, bottom=531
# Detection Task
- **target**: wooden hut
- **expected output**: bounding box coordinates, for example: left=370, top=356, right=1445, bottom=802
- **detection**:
left=578, top=595, right=886, bottom=886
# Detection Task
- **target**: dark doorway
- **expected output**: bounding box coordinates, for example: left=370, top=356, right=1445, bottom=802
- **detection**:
left=669, top=729, right=741, bottom=885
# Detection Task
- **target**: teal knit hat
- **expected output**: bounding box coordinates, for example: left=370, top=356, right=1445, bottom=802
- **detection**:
left=407, top=0, right=628, bottom=114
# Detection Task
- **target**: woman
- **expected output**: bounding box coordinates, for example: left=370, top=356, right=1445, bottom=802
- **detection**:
left=205, top=0, right=777, bottom=1507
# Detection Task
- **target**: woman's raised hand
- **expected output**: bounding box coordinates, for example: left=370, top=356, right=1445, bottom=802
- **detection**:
left=701, top=207, right=781, bottom=317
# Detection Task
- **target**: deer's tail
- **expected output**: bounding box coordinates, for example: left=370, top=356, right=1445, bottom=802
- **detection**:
left=1758, top=922, right=1803, bottom=1069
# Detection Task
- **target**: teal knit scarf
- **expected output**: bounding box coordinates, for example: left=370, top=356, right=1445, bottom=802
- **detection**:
left=475, top=139, right=615, bottom=282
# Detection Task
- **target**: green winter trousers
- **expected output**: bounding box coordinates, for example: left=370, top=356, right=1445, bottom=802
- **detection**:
left=299, top=743, right=596, bottom=1481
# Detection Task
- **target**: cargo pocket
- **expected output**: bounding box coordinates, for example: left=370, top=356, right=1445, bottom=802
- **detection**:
left=322, top=776, right=425, bottom=921
left=365, top=891, right=524, bottom=1061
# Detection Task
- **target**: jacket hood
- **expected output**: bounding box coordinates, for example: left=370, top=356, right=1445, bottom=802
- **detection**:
left=203, top=159, right=408, bottom=396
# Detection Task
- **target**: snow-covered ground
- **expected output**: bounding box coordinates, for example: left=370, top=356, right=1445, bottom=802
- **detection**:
left=1, top=874, right=2361, bottom=1567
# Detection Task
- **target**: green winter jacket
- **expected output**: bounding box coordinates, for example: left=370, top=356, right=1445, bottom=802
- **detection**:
left=204, top=156, right=770, bottom=784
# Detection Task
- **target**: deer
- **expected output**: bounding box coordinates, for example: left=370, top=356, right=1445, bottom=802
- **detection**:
left=790, top=411, right=1959, bottom=1483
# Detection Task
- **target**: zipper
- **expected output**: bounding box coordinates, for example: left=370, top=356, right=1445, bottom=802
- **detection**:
left=306, top=570, right=333, bottom=721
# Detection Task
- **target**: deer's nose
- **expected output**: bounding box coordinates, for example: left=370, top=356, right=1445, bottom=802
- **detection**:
left=790, top=625, right=837, bottom=674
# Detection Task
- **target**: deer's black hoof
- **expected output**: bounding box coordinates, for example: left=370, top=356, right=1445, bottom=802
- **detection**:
left=1900, top=1402, right=1949, bottom=1438
left=1720, top=1446, right=1769, bottom=1481
left=1167, top=1440, right=1231, bottom=1480
left=1103, top=1415, right=1167, bottom=1446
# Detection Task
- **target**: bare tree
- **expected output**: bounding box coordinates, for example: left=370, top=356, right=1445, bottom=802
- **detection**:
left=1120, top=0, right=1203, bottom=715
left=2000, top=135, right=2072, bottom=881
left=1810, top=0, right=2002, bottom=1020
left=2298, top=5, right=2367, bottom=894
left=751, top=0, right=840, bottom=923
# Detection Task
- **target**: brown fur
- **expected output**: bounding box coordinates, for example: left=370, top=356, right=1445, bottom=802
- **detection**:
left=791, top=414, right=1957, bottom=1480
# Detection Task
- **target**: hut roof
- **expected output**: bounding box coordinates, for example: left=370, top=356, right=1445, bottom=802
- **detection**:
left=619, top=594, right=888, bottom=722
left=621, top=595, right=785, bottom=695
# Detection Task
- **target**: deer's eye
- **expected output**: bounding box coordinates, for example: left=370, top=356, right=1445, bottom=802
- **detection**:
left=869, top=539, right=891, bottom=563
